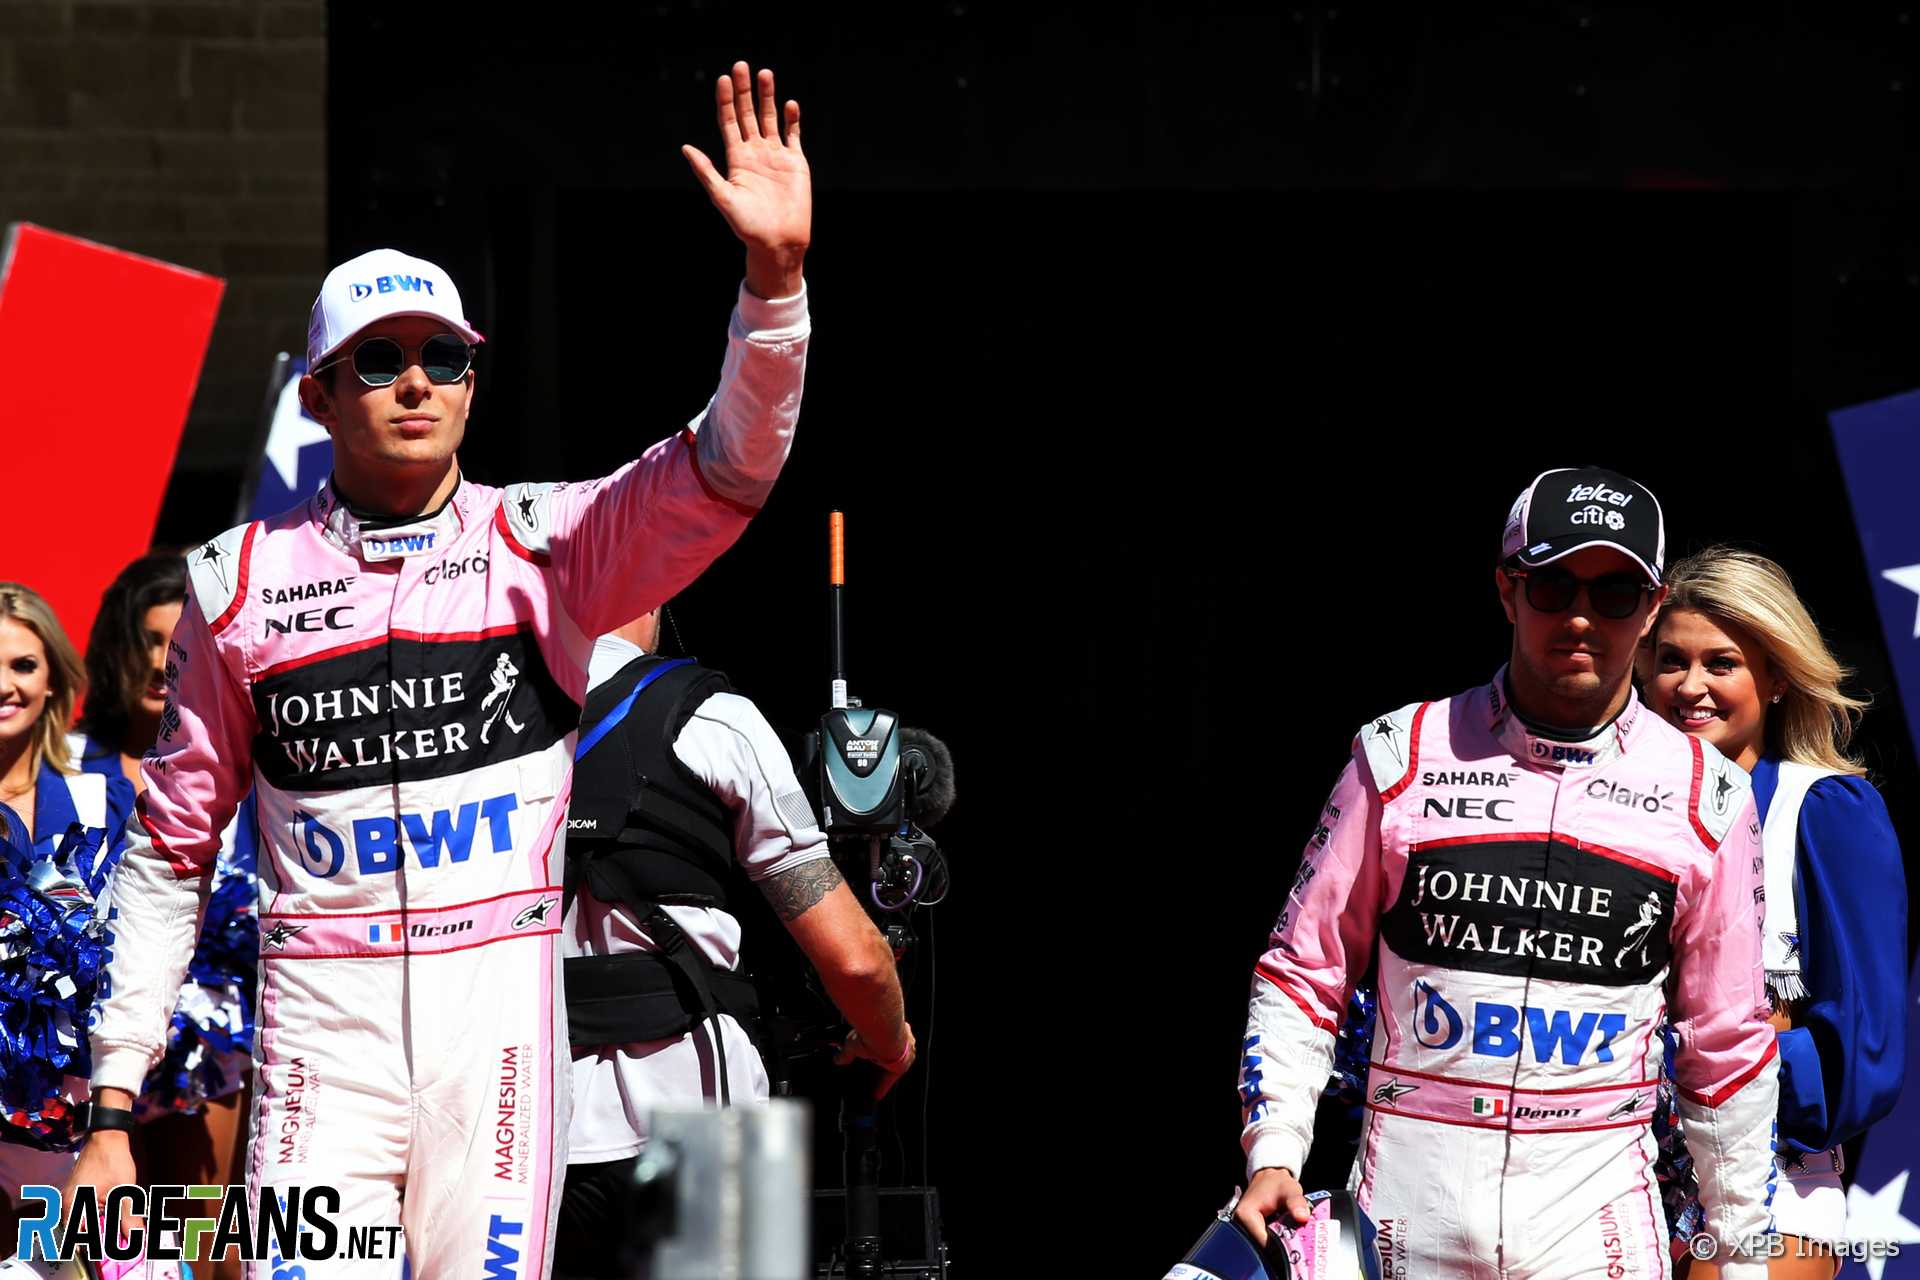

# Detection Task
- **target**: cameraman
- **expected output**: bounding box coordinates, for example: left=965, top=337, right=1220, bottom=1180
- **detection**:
left=554, top=606, right=913, bottom=1278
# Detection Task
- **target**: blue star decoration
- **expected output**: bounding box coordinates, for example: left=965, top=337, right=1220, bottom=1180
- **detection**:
left=1845, top=1170, right=1920, bottom=1280
left=1780, top=931, right=1802, bottom=964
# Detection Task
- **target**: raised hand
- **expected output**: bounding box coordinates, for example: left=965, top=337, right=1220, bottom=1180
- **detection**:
left=683, top=62, right=811, bottom=299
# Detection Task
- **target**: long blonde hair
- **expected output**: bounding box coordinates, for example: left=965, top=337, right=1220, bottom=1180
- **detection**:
left=0, top=583, right=85, bottom=775
left=1654, top=548, right=1867, bottom=776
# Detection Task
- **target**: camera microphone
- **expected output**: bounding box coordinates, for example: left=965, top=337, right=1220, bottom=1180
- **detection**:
left=899, top=727, right=955, bottom=827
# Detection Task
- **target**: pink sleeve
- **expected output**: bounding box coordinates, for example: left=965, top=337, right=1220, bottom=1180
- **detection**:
left=502, top=287, right=809, bottom=640
left=1241, top=753, right=1385, bottom=1177
left=1256, top=757, right=1384, bottom=1027
left=1668, top=793, right=1775, bottom=1103
left=538, top=441, right=755, bottom=642
left=91, top=587, right=252, bottom=1091
left=1670, top=790, right=1782, bottom=1276
left=137, top=590, right=257, bottom=877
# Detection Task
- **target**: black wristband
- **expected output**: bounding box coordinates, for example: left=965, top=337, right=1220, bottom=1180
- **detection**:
left=79, top=1102, right=137, bottom=1134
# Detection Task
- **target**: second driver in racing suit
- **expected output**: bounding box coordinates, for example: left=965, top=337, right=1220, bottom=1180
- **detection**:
left=1234, top=466, right=1781, bottom=1280
left=65, top=62, right=812, bottom=1280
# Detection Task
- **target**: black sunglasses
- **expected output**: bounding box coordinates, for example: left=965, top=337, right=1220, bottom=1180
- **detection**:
left=1504, top=566, right=1654, bottom=620
left=313, top=334, right=474, bottom=388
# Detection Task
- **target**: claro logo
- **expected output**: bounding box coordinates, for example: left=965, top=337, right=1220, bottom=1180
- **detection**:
left=424, top=553, right=488, bottom=586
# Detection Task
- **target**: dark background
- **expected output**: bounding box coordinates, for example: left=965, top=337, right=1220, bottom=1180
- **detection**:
left=151, top=3, right=1920, bottom=1270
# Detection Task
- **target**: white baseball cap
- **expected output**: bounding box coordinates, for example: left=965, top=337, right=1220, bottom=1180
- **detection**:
left=306, top=248, right=485, bottom=368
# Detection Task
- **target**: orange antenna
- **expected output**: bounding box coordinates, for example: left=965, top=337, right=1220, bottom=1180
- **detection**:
left=830, top=510, right=846, bottom=586
left=829, top=511, right=848, bottom=709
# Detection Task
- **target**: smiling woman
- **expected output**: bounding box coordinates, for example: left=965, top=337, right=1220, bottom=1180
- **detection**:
left=0, top=583, right=88, bottom=816
left=0, top=582, right=135, bottom=1240
left=1638, top=548, right=1907, bottom=1279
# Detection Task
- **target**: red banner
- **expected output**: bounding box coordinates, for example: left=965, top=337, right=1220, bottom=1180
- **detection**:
left=0, top=224, right=223, bottom=654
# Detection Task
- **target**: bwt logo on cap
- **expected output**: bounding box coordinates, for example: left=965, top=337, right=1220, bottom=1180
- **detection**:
left=349, top=275, right=438, bottom=302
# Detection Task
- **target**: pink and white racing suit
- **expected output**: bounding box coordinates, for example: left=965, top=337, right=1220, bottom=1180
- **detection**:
left=88, top=284, right=809, bottom=1279
left=1241, top=673, right=1780, bottom=1280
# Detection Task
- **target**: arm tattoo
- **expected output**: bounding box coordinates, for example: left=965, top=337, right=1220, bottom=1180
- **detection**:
left=760, top=858, right=845, bottom=923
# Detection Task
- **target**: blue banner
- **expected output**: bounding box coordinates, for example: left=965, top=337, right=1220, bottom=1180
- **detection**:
left=1830, top=392, right=1920, bottom=1278
left=241, top=354, right=332, bottom=521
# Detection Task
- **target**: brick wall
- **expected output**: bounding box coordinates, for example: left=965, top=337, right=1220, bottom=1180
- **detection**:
left=0, top=0, right=325, bottom=473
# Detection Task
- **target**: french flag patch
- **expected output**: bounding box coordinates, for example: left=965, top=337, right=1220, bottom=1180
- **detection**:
left=368, top=923, right=398, bottom=943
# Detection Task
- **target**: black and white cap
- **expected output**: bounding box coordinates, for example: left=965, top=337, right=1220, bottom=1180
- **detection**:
left=1500, top=466, right=1666, bottom=584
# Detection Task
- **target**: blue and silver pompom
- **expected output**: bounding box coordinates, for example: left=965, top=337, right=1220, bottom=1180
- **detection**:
left=0, top=808, right=125, bottom=1151
left=138, top=854, right=258, bottom=1117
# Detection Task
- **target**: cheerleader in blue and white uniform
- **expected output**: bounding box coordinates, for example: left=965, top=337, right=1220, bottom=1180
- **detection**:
left=70, top=553, right=257, bottom=1280
left=0, top=584, right=133, bottom=1239
left=1642, top=548, right=1907, bottom=1278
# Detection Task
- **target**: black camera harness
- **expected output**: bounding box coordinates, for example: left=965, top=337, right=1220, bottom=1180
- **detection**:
left=563, top=654, right=762, bottom=1105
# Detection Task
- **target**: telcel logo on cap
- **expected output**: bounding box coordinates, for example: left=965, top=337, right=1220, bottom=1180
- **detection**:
left=1563, top=482, right=1633, bottom=507
left=348, top=275, right=439, bottom=303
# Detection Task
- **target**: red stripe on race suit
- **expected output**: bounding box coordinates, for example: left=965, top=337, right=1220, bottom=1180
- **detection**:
left=1685, top=735, right=1722, bottom=851
left=1410, top=832, right=1680, bottom=886
left=260, top=883, right=563, bottom=920
left=1571, top=838, right=1681, bottom=885
left=1679, top=1035, right=1778, bottom=1108
left=256, top=622, right=534, bottom=678
left=260, top=927, right=561, bottom=962
left=136, top=789, right=217, bottom=877
left=493, top=502, right=549, bottom=565
left=1254, top=963, right=1338, bottom=1032
left=208, top=523, right=259, bottom=635
left=1366, top=1060, right=1660, bottom=1094
left=1363, top=1102, right=1652, bottom=1135
left=1376, top=702, right=1429, bottom=803
left=679, top=428, right=761, bottom=518
left=1412, top=831, right=1554, bottom=850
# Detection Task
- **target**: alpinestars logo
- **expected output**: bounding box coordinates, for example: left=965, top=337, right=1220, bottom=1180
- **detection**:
left=1371, top=1079, right=1419, bottom=1106
left=1711, top=767, right=1735, bottom=815
left=197, top=539, right=230, bottom=591
left=1371, top=716, right=1403, bottom=765
left=512, top=898, right=556, bottom=929
left=262, top=922, right=307, bottom=951
left=516, top=493, right=539, bottom=528
left=1608, top=1092, right=1647, bottom=1120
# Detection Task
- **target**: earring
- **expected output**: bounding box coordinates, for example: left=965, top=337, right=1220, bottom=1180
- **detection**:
left=1770, top=693, right=1784, bottom=704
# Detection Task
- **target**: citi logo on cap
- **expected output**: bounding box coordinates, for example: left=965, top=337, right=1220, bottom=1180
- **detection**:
left=349, top=275, right=438, bottom=303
